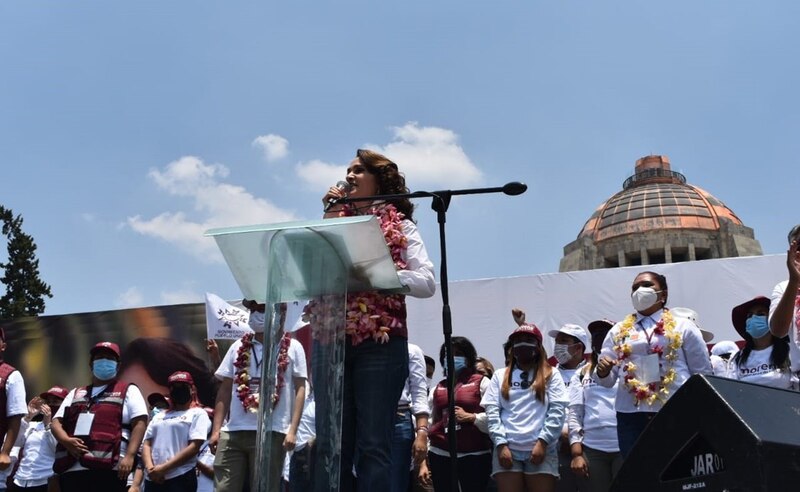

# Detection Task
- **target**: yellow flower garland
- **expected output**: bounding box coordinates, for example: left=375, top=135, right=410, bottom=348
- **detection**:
left=612, top=309, right=682, bottom=406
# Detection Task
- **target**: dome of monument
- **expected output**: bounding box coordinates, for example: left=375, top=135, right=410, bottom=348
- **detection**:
left=578, top=155, right=743, bottom=243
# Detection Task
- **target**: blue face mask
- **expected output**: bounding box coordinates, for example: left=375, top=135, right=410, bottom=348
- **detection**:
left=745, top=315, right=770, bottom=339
left=453, top=356, right=467, bottom=374
left=92, top=359, right=118, bottom=381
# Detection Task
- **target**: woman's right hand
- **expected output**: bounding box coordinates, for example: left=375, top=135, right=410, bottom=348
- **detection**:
left=596, top=356, right=617, bottom=378
left=322, top=185, right=347, bottom=214
left=788, top=240, right=800, bottom=282
left=497, top=444, right=513, bottom=469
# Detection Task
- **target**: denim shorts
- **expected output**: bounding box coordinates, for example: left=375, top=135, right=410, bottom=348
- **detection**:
left=490, top=445, right=559, bottom=477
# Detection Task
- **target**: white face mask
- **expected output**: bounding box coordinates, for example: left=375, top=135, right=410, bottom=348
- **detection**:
left=631, top=287, right=661, bottom=313
left=553, top=343, right=573, bottom=365
left=248, top=312, right=266, bottom=333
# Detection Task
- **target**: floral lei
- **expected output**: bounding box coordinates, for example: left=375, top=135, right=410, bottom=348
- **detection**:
left=234, top=332, right=291, bottom=412
left=303, top=202, right=408, bottom=346
left=612, top=309, right=682, bottom=406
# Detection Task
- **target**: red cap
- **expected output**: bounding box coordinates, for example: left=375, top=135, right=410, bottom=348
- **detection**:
left=147, top=393, right=171, bottom=407
left=167, top=371, right=194, bottom=385
left=90, top=341, right=121, bottom=359
left=39, top=385, right=69, bottom=400
left=731, top=296, right=770, bottom=338
left=508, top=323, right=543, bottom=344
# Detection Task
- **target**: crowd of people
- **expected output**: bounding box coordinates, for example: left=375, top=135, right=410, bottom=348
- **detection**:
left=0, top=149, right=797, bottom=492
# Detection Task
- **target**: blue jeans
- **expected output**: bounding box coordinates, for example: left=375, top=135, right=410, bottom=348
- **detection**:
left=341, top=336, right=409, bottom=492
left=616, top=411, right=656, bottom=458
left=389, top=409, right=414, bottom=492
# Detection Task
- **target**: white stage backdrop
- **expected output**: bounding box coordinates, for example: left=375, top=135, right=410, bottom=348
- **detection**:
left=405, top=254, right=788, bottom=374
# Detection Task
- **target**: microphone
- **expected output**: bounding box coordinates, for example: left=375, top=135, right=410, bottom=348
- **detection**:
left=324, top=180, right=353, bottom=212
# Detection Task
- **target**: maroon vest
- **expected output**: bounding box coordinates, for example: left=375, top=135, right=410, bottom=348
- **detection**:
left=429, top=372, right=492, bottom=453
left=54, top=380, right=130, bottom=473
left=0, top=363, right=17, bottom=443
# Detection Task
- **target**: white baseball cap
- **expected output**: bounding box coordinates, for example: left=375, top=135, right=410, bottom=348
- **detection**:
left=548, top=324, right=590, bottom=353
left=671, top=307, right=714, bottom=342
left=711, top=340, right=739, bottom=357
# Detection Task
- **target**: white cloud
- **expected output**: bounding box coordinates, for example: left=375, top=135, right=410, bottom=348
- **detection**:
left=252, top=134, right=289, bottom=162
left=372, top=122, right=483, bottom=187
left=115, top=287, right=144, bottom=308
left=160, top=287, right=202, bottom=305
left=128, top=156, right=297, bottom=263
left=295, top=159, right=348, bottom=192
left=295, top=122, right=483, bottom=191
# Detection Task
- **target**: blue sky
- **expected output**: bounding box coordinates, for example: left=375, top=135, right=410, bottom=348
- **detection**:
left=2, top=1, right=798, bottom=315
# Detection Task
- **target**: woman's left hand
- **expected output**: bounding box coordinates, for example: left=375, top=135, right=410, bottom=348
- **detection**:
left=454, top=406, right=475, bottom=424
left=530, top=439, right=546, bottom=465
left=571, top=455, right=589, bottom=477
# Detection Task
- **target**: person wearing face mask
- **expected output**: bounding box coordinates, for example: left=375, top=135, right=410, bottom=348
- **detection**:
left=709, top=341, right=739, bottom=377
left=147, top=393, right=171, bottom=419
left=596, top=272, right=711, bottom=458
left=543, top=323, right=590, bottom=492
left=567, top=320, right=621, bottom=492
left=728, top=296, right=800, bottom=389
left=482, top=322, right=568, bottom=492
left=142, top=371, right=210, bottom=491
left=210, top=300, right=307, bottom=492
left=51, top=341, right=148, bottom=492
left=422, top=336, right=491, bottom=492
left=10, top=386, right=68, bottom=491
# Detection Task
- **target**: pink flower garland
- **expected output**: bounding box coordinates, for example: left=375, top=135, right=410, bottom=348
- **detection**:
left=303, top=202, right=408, bottom=346
left=233, top=333, right=259, bottom=412
left=233, top=332, right=292, bottom=412
left=272, top=334, right=292, bottom=408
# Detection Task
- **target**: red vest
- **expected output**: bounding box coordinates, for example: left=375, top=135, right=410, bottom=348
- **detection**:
left=429, top=372, right=492, bottom=453
left=53, top=380, right=130, bottom=473
left=0, top=363, right=18, bottom=443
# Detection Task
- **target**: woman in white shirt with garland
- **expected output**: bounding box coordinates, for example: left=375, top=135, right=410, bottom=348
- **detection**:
left=482, top=323, right=568, bottom=492
left=728, top=296, right=800, bottom=389
left=567, top=320, right=621, bottom=492
left=142, top=371, right=210, bottom=492
left=596, top=271, right=712, bottom=458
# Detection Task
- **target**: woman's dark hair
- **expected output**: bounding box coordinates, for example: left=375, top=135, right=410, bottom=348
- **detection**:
left=439, top=336, right=478, bottom=374
left=355, top=149, right=415, bottom=222
left=733, top=333, right=790, bottom=370
left=120, top=337, right=218, bottom=407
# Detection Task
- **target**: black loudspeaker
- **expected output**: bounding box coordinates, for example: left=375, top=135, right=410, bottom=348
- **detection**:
left=611, top=375, right=800, bottom=492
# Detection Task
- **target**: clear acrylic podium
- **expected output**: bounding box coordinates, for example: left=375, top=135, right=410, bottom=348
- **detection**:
left=206, top=215, right=405, bottom=492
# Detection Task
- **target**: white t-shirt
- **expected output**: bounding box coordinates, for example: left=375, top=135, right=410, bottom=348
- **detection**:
left=481, top=367, right=568, bottom=453
left=398, top=343, right=430, bottom=416
left=54, top=383, right=148, bottom=473
left=3, top=370, right=27, bottom=418
left=568, top=366, right=619, bottom=453
left=144, top=407, right=210, bottom=480
left=598, top=309, right=712, bottom=413
left=13, top=419, right=57, bottom=486
left=216, top=338, right=264, bottom=432
left=728, top=345, right=800, bottom=390
left=770, top=280, right=800, bottom=341
left=216, top=337, right=308, bottom=433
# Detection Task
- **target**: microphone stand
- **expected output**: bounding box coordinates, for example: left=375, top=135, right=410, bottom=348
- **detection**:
left=337, top=182, right=527, bottom=487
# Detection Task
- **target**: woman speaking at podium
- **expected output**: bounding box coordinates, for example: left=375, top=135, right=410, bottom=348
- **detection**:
left=319, top=149, right=436, bottom=491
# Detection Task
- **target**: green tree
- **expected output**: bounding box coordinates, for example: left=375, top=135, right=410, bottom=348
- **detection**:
left=0, top=206, right=53, bottom=319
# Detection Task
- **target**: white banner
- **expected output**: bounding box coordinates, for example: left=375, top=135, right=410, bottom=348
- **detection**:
left=205, top=292, right=252, bottom=340
left=406, top=254, right=788, bottom=376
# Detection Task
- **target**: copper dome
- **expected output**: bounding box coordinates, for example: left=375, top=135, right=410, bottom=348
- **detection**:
left=578, top=156, right=744, bottom=243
